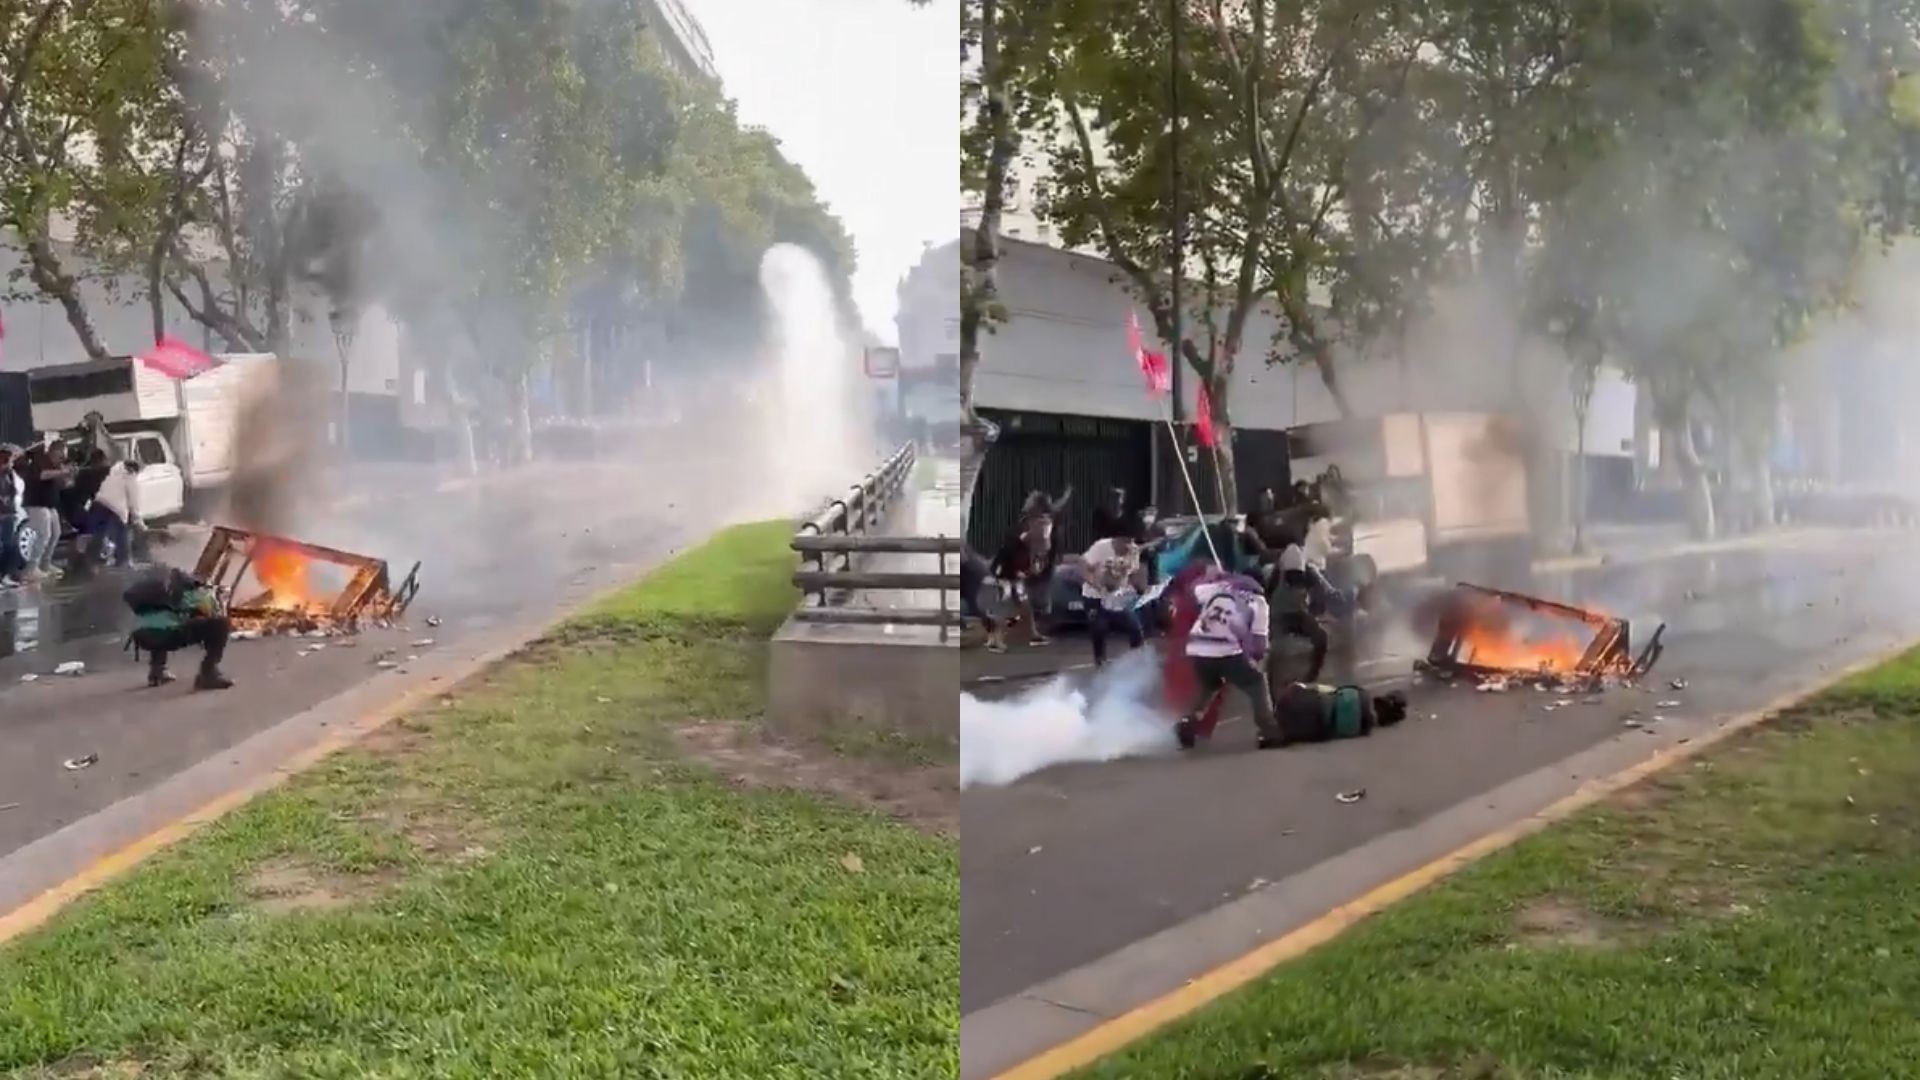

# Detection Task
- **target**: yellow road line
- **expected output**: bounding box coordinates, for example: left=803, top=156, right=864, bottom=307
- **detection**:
left=0, top=530, right=695, bottom=949
left=990, top=638, right=1918, bottom=1080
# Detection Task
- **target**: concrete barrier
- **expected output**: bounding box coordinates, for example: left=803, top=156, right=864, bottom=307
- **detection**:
left=768, top=449, right=960, bottom=745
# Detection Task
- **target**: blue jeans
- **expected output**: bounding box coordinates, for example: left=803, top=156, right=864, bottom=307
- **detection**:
left=1089, top=604, right=1144, bottom=666
left=84, top=505, right=130, bottom=566
left=0, top=515, right=19, bottom=579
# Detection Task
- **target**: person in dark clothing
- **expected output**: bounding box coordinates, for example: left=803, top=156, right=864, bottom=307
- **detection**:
left=125, top=569, right=233, bottom=690
left=18, top=441, right=70, bottom=580
left=1270, top=684, right=1408, bottom=745
left=991, top=513, right=1058, bottom=646
left=66, top=449, right=110, bottom=532
left=1269, top=534, right=1331, bottom=685
left=0, top=443, right=23, bottom=587
left=961, top=545, right=1006, bottom=652
left=1091, top=486, right=1143, bottom=543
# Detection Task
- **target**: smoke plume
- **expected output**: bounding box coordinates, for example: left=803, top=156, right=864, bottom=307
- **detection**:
left=960, top=651, right=1174, bottom=788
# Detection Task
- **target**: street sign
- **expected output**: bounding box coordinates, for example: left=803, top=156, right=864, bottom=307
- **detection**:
left=864, top=346, right=901, bottom=378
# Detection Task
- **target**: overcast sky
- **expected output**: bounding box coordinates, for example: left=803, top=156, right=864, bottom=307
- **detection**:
left=682, top=0, right=957, bottom=344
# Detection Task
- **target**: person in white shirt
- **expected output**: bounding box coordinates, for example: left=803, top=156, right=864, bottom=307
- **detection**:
left=1079, top=533, right=1146, bottom=667
left=1177, top=569, right=1283, bottom=750
left=85, top=459, right=143, bottom=568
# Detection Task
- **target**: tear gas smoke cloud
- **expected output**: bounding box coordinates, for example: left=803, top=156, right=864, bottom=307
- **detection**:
left=960, top=651, right=1174, bottom=789
left=177, top=3, right=883, bottom=562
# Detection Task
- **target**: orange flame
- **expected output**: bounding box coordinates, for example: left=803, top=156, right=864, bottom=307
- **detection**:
left=253, top=539, right=317, bottom=611
left=1454, top=597, right=1596, bottom=674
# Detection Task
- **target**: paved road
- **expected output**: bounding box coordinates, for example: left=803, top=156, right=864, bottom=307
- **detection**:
left=959, top=531, right=1920, bottom=1015
left=0, top=454, right=763, bottom=863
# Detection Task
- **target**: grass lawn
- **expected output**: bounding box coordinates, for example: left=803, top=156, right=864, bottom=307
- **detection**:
left=1079, top=647, right=1920, bottom=1080
left=0, top=521, right=958, bottom=1079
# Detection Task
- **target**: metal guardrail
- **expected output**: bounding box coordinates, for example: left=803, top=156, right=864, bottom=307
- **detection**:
left=792, top=442, right=963, bottom=641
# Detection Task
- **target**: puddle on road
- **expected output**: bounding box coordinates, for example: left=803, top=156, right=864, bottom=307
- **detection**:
left=0, top=579, right=136, bottom=659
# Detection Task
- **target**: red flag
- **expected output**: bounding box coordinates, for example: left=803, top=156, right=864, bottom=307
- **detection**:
left=1195, top=383, right=1218, bottom=447
left=138, top=335, right=217, bottom=380
left=1140, top=349, right=1171, bottom=395
left=1126, top=310, right=1172, bottom=397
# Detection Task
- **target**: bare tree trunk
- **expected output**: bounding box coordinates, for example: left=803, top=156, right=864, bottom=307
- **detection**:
left=510, top=367, right=534, bottom=465
left=1670, top=420, right=1715, bottom=541
left=20, top=229, right=111, bottom=359
left=959, top=0, right=1012, bottom=537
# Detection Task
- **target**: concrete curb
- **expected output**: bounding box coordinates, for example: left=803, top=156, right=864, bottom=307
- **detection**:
left=962, top=636, right=1919, bottom=1080
left=0, top=523, right=700, bottom=947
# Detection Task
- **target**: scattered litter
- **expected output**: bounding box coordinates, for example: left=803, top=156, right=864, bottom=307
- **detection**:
left=306, top=629, right=329, bottom=639
left=232, top=630, right=261, bottom=642
left=1027, top=845, right=1043, bottom=856
left=1653, top=714, right=1668, bottom=723
left=425, top=616, right=443, bottom=628
left=1657, top=700, right=1682, bottom=708
left=405, top=654, right=420, bottom=663
left=0, top=802, right=18, bottom=812
left=595, top=696, right=612, bottom=705
left=1335, top=788, right=1367, bottom=804
left=62, top=754, right=98, bottom=771
left=53, top=661, right=85, bottom=677
left=1249, top=877, right=1270, bottom=891
left=1669, top=678, right=1688, bottom=690
left=18, top=674, right=37, bottom=683
left=1476, top=678, right=1511, bottom=693
left=376, top=660, right=399, bottom=670
left=839, top=852, right=866, bottom=874
left=1623, top=718, right=1644, bottom=728
left=410, top=638, right=435, bottom=648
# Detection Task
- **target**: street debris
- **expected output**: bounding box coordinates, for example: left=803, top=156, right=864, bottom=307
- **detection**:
left=62, top=754, right=98, bottom=771
left=53, top=661, right=85, bottom=677
left=410, top=638, right=435, bottom=648
left=18, top=674, right=36, bottom=683
left=1417, top=582, right=1666, bottom=695
left=839, top=852, right=866, bottom=874
left=192, top=525, right=420, bottom=637
left=425, top=616, right=443, bottom=628
left=1658, top=700, right=1682, bottom=708
left=1669, top=678, right=1689, bottom=690
left=0, top=802, right=19, bottom=812
left=1335, top=788, right=1367, bottom=804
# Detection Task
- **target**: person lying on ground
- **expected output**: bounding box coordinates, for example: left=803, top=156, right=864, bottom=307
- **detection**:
left=1079, top=532, right=1147, bottom=667
left=123, top=568, right=233, bottom=691
left=1175, top=568, right=1284, bottom=751
left=1269, top=683, right=1409, bottom=746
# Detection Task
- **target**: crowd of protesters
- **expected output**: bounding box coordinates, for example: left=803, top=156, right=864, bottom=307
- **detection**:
left=0, top=435, right=145, bottom=590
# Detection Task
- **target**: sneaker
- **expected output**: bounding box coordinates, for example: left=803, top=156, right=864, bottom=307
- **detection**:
left=148, top=670, right=177, bottom=688
left=1175, top=718, right=1197, bottom=750
left=1029, top=635, right=1053, bottom=647
left=985, top=641, right=1007, bottom=654
left=194, top=671, right=234, bottom=691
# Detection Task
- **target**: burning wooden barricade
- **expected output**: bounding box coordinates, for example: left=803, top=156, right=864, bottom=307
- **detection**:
left=192, top=525, right=421, bottom=635
left=1417, top=582, right=1665, bottom=690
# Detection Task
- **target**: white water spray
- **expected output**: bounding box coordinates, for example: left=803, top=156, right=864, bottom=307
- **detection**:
left=758, top=243, right=868, bottom=512
left=960, top=651, right=1176, bottom=788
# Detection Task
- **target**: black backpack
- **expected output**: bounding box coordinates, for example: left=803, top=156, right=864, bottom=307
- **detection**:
left=123, top=568, right=194, bottom=615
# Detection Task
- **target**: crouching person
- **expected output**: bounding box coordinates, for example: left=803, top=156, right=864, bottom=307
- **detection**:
left=123, top=568, right=233, bottom=690
left=1270, top=683, right=1409, bottom=746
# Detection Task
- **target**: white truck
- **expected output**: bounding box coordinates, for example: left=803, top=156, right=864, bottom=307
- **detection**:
left=27, top=352, right=276, bottom=520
